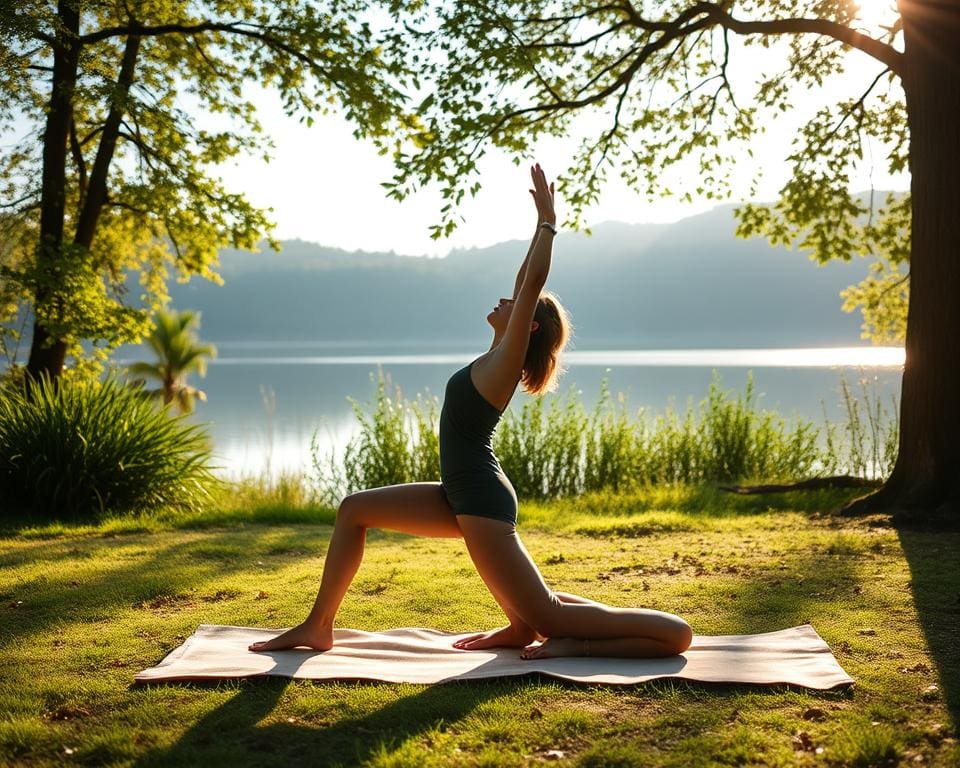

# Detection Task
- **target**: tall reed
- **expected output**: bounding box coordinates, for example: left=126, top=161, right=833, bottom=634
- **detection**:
left=313, top=369, right=439, bottom=505
left=822, top=373, right=900, bottom=479
left=313, top=369, right=900, bottom=502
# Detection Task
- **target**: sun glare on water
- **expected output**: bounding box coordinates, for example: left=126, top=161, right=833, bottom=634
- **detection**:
left=565, top=348, right=905, bottom=369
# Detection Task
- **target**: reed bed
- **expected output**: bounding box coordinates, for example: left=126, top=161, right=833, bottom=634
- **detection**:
left=313, top=370, right=899, bottom=503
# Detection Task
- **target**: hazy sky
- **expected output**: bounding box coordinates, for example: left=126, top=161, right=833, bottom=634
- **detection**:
left=214, top=3, right=907, bottom=256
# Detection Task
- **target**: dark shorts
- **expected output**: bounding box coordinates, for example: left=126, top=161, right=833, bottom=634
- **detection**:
left=440, top=470, right=518, bottom=526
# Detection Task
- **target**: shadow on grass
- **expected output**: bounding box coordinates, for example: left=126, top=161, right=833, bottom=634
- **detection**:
left=0, top=527, right=333, bottom=652
left=134, top=678, right=513, bottom=767
left=897, top=528, right=960, bottom=721
left=133, top=672, right=814, bottom=768
left=0, top=503, right=337, bottom=539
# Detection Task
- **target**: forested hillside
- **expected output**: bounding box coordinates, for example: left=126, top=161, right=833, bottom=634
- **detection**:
left=169, top=205, right=872, bottom=348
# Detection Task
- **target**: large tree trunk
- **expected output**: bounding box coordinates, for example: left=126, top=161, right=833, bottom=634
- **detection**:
left=25, top=1, right=80, bottom=384
left=844, top=0, right=960, bottom=525
left=73, top=33, right=141, bottom=249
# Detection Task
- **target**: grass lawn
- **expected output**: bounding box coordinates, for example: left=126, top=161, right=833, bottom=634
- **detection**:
left=0, top=486, right=957, bottom=767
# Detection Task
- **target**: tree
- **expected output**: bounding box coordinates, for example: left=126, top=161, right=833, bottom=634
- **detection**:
left=0, top=1, right=414, bottom=382
left=129, top=308, right=215, bottom=413
left=383, top=0, right=957, bottom=523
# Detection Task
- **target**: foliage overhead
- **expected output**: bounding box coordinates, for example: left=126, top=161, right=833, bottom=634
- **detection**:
left=0, top=0, right=416, bottom=370
left=386, top=0, right=910, bottom=341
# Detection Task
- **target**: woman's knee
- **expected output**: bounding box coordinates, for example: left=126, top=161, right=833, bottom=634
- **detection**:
left=666, top=618, right=693, bottom=655
left=336, top=493, right=367, bottom=528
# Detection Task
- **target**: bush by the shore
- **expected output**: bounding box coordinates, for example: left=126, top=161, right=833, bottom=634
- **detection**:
left=0, top=375, right=217, bottom=519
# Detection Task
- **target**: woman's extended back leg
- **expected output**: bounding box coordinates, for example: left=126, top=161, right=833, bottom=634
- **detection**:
left=456, top=515, right=692, bottom=657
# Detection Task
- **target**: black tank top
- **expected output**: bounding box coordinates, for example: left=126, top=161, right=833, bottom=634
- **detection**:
left=439, top=360, right=505, bottom=483
left=438, top=359, right=519, bottom=524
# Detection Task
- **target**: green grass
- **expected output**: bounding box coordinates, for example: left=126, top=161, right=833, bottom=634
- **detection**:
left=1, top=486, right=957, bottom=767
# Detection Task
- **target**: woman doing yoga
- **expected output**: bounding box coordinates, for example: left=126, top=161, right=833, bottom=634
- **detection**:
left=250, top=164, right=692, bottom=659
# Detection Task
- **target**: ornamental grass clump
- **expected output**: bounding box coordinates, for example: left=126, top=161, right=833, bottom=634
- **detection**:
left=0, top=375, right=217, bottom=519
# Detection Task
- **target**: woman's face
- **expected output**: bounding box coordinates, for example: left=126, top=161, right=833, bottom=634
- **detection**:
left=487, top=297, right=514, bottom=331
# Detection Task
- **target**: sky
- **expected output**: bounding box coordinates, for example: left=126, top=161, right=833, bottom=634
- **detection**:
left=209, top=2, right=908, bottom=257
left=5, top=1, right=908, bottom=259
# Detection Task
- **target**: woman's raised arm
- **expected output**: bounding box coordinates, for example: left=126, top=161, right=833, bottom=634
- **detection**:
left=473, top=164, right=557, bottom=406
left=490, top=165, right=556, bottom=374
left=511, top=176, right=556, bottom=300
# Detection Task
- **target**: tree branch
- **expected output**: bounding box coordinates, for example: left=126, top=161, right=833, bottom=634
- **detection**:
left=529, top=3, right=903, bottom=77
left=804, top=66, right=891, bottom=167
left=700, top=3, right=904, bottom=77
left=0, top=193, right=39, bottom=210
left=525, top=18, right=632, bottom=49
left=30, top=30, right=56, bottom=46
left=79, top=20, right=247, bottom=45
left=78, top=20, right=342, bottom=88
left=720, top=475, right=879, bottom=494
left=514, top=3, right=632, bottom=27
left=509, top=14, right=714, bottom=119
left=74, top=31, right=142, bottom=249
left=69, top=116, right=87, bottom=201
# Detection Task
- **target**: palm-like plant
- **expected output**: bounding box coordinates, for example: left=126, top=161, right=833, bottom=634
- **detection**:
left=129, top=309, right=216, bottom=413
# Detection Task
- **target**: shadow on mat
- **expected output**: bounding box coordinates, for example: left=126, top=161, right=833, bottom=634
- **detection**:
left=134, top=678, right=518, bottom=767
left=898, top=527, right=960, bottom=721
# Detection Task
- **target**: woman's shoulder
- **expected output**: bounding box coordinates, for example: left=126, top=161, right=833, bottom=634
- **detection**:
left=470, top=350, right=522, bottom=412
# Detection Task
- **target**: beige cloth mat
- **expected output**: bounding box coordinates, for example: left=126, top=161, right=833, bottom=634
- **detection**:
left=135, top=624, right=853, bottom=689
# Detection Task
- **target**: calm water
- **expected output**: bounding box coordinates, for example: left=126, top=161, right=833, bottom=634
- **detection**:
left=176, top=342, right=904, bottom=478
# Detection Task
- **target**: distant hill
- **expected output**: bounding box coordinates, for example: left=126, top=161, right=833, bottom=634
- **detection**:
left=168, top=204, right=874, bottom=348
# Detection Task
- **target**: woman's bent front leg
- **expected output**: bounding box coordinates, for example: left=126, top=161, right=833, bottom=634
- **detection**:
left=456, top=515, right=693, bottom=658
left=249, top=482, right=461, bottom=652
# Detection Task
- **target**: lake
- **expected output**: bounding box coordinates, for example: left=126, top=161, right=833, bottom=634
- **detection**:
left=170, top=342, right=904, bottom=479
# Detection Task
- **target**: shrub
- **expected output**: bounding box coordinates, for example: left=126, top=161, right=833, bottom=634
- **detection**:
left=0, top=375, right=217, bottom=519
left=495, top=387, right=587, bottom=499
left=695, top=372, right=822, bottom=483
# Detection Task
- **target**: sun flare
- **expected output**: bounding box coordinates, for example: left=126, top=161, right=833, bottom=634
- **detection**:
left=853, top=0, right=899, bottom=31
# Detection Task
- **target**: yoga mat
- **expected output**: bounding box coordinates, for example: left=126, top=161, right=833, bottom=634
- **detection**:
left=135, top=624, right=853, bottom=689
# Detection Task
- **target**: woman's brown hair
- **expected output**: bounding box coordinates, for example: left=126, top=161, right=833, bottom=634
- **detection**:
left=521, top=291, right=571, bottom=395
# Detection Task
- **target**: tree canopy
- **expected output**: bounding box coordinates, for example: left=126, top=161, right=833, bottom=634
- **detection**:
left=386, top=0, right=910, bottom=342
left=389, top=0, right=960, bottom=519
left=0, top=0, right=416, bottom=376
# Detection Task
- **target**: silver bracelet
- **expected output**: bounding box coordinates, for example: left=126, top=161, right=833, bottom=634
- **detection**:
left=539, top=221, right=558, bottom=235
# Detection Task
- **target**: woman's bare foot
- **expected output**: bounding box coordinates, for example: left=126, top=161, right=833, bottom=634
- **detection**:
left=248, top=621, right=333, bottom=652
left=520, top=637, right=586, bottom=660
left=453, top=625, right=544, bottom=651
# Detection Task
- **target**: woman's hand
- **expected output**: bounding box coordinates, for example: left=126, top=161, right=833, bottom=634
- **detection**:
left=529, top=163, right=556, bottom=226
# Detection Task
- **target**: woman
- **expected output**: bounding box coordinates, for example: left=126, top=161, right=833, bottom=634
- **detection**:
left=250, top=164, right=692, bottom=659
